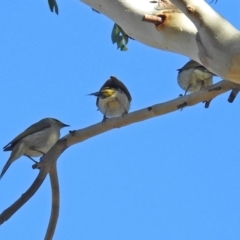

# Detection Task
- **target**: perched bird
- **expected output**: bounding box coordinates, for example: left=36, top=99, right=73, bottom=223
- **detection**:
left=177, top=60, right=215, bottom=108
left=1, top=118, right=69, bottom=179
left=89, top=76, right=132, bottom=120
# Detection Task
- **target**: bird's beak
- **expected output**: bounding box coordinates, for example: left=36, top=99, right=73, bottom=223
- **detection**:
left=62, top=123, right=70, bottom=127
left=88, top=92, right=101, bottom=97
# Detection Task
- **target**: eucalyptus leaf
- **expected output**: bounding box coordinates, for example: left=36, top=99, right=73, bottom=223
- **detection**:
left=111, top=23, right=130, bottom=51
left=48, top=0, right=59, bottom=14
left=111, top=24, right=120, bottom=44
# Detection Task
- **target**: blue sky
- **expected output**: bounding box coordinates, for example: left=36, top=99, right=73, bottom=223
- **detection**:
left=0, top=0, right=240, bottom=239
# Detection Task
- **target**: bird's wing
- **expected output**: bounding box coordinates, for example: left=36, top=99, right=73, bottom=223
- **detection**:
left=108, top=76, right=132, bottom=102
left=178, top=60, right=216, bottom=75
left=181, top=60, right=202, bottom=71
left=3, top=119, right=51, bottom=151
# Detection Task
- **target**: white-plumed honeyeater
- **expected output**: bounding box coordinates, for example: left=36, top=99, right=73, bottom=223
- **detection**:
left=1, top=118, right=69, bottom=179
left=177, top=60, right=215, bottom=108
left=89, top=76, right=132, bottom=120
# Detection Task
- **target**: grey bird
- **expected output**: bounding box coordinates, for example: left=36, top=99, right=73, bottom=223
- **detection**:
left=177, top=59, right=215, bottom=108
left=89, top=76, right=132, bottom=120
left=1, top=118, right=69, bottom=179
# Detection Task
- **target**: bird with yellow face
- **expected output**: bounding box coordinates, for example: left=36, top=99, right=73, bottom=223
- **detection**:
left=89, top=76, right=132, bottom=120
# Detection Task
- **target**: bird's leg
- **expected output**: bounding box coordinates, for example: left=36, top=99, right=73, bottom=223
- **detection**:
left=26, top=155, right=38, bottom=163
left=178, top=85, right=191, bottom=111
left=101, top=115, right=108, bottom=125
left=184, top=84, right=191, bottom=96
left=29, top=147, right=46, bottom=162
left=178, top=102, right=188, bottom=111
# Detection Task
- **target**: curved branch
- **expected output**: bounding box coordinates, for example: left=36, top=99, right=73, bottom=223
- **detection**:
left=0, top=140, right=67, bottom=225
left=0, top=170, right=48, bottom=224
left=0, top=80, right=237, bottom=228
left=44, top=163, right=59, bottom=240
left=45, top=80, right=234, bottom=151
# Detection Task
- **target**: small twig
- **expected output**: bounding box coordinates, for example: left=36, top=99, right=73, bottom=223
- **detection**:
left=142, top=14, right=163, bottom=25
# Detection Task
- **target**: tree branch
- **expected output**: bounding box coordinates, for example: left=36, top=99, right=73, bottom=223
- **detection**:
left=44, top=163, right=59, bottom=240
left=163, top=0, right=240, bottom=83
left=0, top=140, right=67, bottom=225
left=80, top=0, right=200, bottom=60
left=0, top=170, right=47, bottom=224
left=38, top=80, right=235, bottom=151
left=80, top=0, right=240, bottom=82
left=0, top=79, right=236, bottom=232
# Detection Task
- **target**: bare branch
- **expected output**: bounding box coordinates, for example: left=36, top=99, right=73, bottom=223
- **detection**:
left=0, top=80, right=235, bottom=229
left=34, top=80, right=234, bottom=154
left=44, top=163, right=59, bottom=240
left=0, top=170, right=47, bottom=224
left=0, top=139, right=67, bottom=225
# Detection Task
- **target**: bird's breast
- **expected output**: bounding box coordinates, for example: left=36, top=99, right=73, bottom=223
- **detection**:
left=97, top=90, right=130, bottom=117
left=178, top=69, right=213, bottom=93
left=23, top=128, right=60, bottom=156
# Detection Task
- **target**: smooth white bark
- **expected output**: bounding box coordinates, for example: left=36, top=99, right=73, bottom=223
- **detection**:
left=170, top=0, right=240, bottom=83
left=81, top=0, right=200, bottom=60
left=80, top=0, right=240, bottom=83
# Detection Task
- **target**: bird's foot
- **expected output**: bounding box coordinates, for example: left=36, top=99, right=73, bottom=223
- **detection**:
left=203, top=99, right=212, bottom=108
left=177, top=102, right=188, bottom=111
left=69, top=130, right=76, bottom=136
left=101, top=115, right=108, bottom=125
left=26, top=155, right=38, bottom=163
left=122, top=111, right=128, bottom=118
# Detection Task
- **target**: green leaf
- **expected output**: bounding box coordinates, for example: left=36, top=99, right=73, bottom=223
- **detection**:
left=111, top=24, right=120, bottom=44
left=48, top=0, right=59, bottom=15
left=116, top=36, right=124, bottom=49
left=116, top=36, right=128, bottom=51
left=111, top=23, right=130, bottom=51
left=122, top=34, right=129, bottom=46
left=120, top=46, right=128, bottom=51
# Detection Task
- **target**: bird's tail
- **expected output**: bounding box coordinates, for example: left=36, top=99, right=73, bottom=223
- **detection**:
left=0, top=158, right=12, bottom=179
left=0, top=150, right=20, bottom=179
